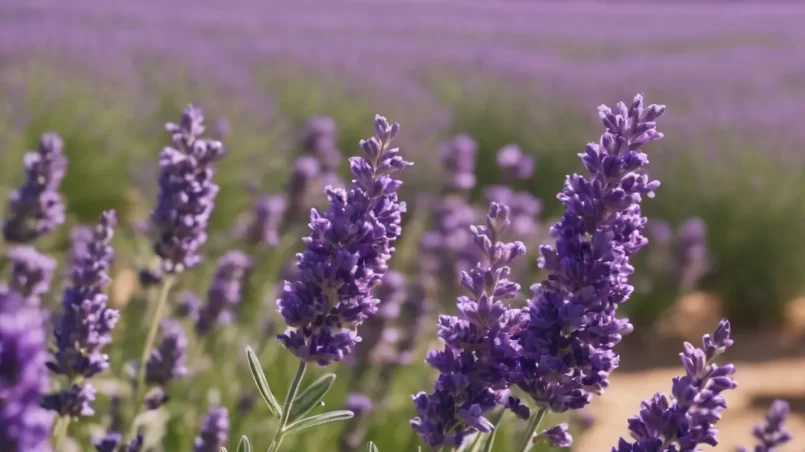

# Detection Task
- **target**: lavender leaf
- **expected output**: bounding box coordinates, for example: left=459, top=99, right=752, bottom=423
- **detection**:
left=283, top=410, right=355, bottom=436
left=245, top=346, right=281, bottom=417
left=289, top=373, right=337, bottom=422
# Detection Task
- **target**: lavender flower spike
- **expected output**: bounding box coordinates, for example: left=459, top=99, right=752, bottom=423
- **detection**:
left=49, top=210, right=119, bottom=380
left=277, top=115, right=413, bottom=366
left=738, top=400, right=793, bottom=452
left=151, top=105, right=225, bottom=273
left=438, top=134, right=477, bottom=193
left=6, top=245, right=57, bottom=305
left=517, top=94, right=665, bottom=416
left=3, top=132, right=67, bottom=243
left=193, top=406, right=229, bottom=452
left=411, top=203, right=526, bottom=448
left=196, top=251, right=251, bottom=334
left=95, top=432, right=143, bottom=452
left=614, top=319, right=737, bottom=451
left=0, top=291, right=53, bottom=451
left=145, top=320, right=188, bottom=387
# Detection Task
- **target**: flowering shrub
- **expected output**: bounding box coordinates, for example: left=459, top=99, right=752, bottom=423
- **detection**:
left=0, top=94, right=794, bottom=452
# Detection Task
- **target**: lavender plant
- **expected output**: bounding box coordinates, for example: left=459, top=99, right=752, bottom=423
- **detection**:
left=737, top=400, right=793, bottom=452
left=2, top=132, right=68, bottom=244
left=242, top=114, right=413, bottom=452
left=45, top=210, right=118, bottom=447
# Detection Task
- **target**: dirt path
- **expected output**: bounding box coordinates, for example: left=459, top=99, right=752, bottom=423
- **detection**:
left=579, top=358, right=805, bottom=450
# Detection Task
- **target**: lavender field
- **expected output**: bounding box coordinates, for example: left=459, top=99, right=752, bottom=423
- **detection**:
left=1, top=1, right=805, bottom=451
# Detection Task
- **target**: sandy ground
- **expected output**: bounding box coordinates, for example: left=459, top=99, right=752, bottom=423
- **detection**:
left=579, top=357, right=805, bottom=450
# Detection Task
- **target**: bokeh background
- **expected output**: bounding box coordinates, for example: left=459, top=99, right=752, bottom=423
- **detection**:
left=2, top=0, right=805, bottom=450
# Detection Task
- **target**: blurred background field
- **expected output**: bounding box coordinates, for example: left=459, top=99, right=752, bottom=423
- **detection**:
left=2, top=0, right=805, bottom=450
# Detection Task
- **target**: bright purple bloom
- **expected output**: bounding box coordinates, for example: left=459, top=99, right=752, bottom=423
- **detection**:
left=411, top=203, right=526, bottom=447
left=438, top=135, right=477, bottom=192
left=0, top=291, right=53, bottom=451
left=193, top=406, right=229, bottom=452
left=6, top=246, right=56, bottom=305
left=738, top=400, right=793, bottom=452
left=151, top=105, right=225, bottom=273
left=496, top=144, right=535, bottom=180
left=49, top=211, right=119, bottom=380
left=3, top=132, right=67, bottom=244
left=145, top=320, right=188, bottom=387
left=196, top=251, right=251, bottom=334
left=277, top=115, right=412, bottom=366
left=614, top=320, right=737, bottom=451
left=516, top=95, right=665, bottom=415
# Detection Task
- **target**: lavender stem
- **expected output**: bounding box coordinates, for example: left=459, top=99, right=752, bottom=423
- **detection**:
left=267, top=360, right=308, bottom=452
left=51, top=416, right=71, bottom=448
left=130, top=275, right=176, bottom=435
left=515, top=408, right=547, bottom=452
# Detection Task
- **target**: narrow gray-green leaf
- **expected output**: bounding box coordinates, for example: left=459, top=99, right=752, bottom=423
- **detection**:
left=367, top=441, right=379, bottom=452
left=289, top=373, right=336, bottom=421
left=220, top=448, right=228, bottom=452
left=236, top=435, right=252, bottom=452
left=474, top=428, right=497, bottom=452
left=245, top=346, right=281, bottom=417
left=282, top=410, right=354, bottom=436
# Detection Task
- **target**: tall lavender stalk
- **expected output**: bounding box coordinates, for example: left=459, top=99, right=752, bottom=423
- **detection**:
left=45, top=210, right=118, bottom=447
left=133, top=105, right=225, bottom=434
left=614, top=320, right=737, bottom=450
left=514, top=94, right=666, bottom=450
left=269, top=115, right=412, bottom=451
left=410, top=202, right=527, bottom=448
left=6, top=246, right=57, bottom=306
left=3, top=133, right=68, bottom=244
left=737, top=400, right=793, bottom=452
left=0, top=290, right=53, bottom=452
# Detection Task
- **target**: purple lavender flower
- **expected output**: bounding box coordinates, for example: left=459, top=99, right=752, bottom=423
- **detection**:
left=3, top=132, right=68, bottom=244
left=67, top=225, right=94, bottom=277
left=283, top=155, right=322, bottom=227
left=49, top=210, right=119, bottom=380
left=738, top=400, right=793, bottom=452
left=535, top=424, right=572, bottom=448
left=41, top=382, right=96, bottom=417
left=239, top=194, right=287, bottom=246
left=419, top=196, right=479, bottom=285
left=144, top=387, right=170, bottom=410
left=614, top=320, right=737, bottom=451
left=516, top=95, right=666, bottom=417
left=6, top=245, right=56, bottom=305
left=496, top=144, right=535, bottom=180
left=675, top=217, right=709, bottom=290
left=411, top=203, right=527, bottom=448
left=145, top=320, right=188, bottom=387
left=276, top=115, right=412, bottom=366
left=194, top=406, right=229, bottom=452
left=151, top=105, right=225, bottom=273
left=0, top=291, right=53, bottom=451
left=438, top=134, right=477, bottom=193
left=196, top=251, right=251, bottom=334
left=94, top=432, right=143, bottom=452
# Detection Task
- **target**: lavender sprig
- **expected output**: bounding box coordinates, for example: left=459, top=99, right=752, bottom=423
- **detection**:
left=276, top=115, right=412, bottom=365
left=196, top=251, right=251, bottom=334
left=3, top=132, right=68, bottom=244
left=6, top=245, right=57, bottom=306
left=145, top=320, right=188, bottom=387
left=0, top=291, right=53, bottom=451
left=514, top=94, right=666, bottom=449
left=410, top=203, right=526, bottom=448
left=738, top=400, right=793, bottom=452
left=614, top=320, right=737, bottom=451
left=194, top=406, right=229, bottom=452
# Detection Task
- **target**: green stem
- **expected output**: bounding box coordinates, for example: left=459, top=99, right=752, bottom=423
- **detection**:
left=266, top=360, right=308, bottom=452
left=51, top=416, right=71, bottom=449
left=515, top=407, right=548, bottom=452
left=129, top=275, right=175, bottom=437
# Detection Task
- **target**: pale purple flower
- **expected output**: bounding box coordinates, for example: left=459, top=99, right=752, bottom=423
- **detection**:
left=151, top=105, right=225, bottom=273
left=196, top=251, right=251, bottom=334
left=145, top=320, right=188, bottom=387
left=3, top=132, right=67, bottom=244
left=0, top=291, right=53, bottom=451
left=738, top=400, right=793, bottom=452
left=277, top=115, right=412, bottom=366
left=438, top=134, right=477, bottom=193
left=6, top=246, right=56, bottom=305
left=193, top=406, right=229, bottom=452
left=496, top=144, right=535, bottom=180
